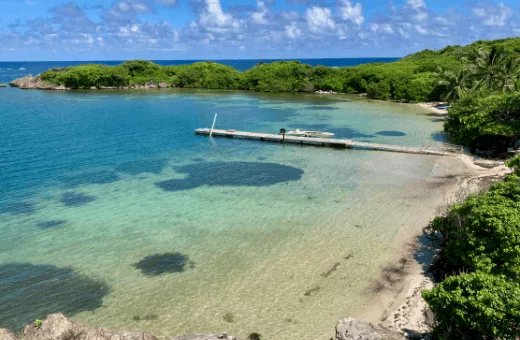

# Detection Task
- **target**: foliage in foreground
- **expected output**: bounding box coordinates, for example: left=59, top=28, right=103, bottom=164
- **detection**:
left=423, top=272, right=520, bottom=339
left=423, top=173, right=520, bottom=339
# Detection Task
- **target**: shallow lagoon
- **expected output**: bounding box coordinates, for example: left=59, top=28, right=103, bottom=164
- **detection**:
left=0, top=88, right=448, bottom=339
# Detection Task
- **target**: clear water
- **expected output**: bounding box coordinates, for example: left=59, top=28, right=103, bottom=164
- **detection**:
left=0, top=85, right=448, bottom=339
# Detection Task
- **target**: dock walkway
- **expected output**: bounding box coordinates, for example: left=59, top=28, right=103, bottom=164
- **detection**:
left=195, top=128, right=464, bottom=156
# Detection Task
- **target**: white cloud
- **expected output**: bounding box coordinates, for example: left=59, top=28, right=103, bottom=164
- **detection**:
left=200, top=0, right=239, bottom=28
left=2, top=0, right=520, bottom=56
left=285, top=22, right=301, bottom=38
left=306, top=6, right=335, bottom=33
left=251, top=1, right=269, bottom=25
left=482, top=3, right=512, bottom=27
left=406, top=0, right=425, bottom=10
left=340, top=0, right=364, bottom=25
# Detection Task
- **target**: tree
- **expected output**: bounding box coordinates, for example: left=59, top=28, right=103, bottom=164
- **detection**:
left=436, top=66, right=473, bottom=103
left=469, top=47, right=520, bottom=93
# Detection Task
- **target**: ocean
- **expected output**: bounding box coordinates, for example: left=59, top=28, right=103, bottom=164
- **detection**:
left=0, top=59, right=447, bottom=339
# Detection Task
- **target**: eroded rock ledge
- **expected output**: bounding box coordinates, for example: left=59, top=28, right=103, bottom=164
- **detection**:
left=9, top=75, right=170, bottom=90
left=0, top=314, right=405, bottom=340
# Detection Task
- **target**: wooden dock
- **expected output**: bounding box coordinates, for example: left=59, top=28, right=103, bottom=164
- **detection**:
left=195, top=128, right=464, bottom=156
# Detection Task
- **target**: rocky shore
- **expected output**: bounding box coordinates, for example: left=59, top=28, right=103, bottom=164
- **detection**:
left=0, top=314, right=406, bottom=340
left=8, top=75, right=170, bottom=90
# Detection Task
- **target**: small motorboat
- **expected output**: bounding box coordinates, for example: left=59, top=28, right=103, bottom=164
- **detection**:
left=283, top=129, right=335, bottom=138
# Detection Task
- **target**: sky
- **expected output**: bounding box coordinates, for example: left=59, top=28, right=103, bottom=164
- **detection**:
left=0, top=0, right=519, bottom=61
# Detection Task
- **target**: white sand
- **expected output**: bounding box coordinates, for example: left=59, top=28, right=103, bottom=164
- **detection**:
left=416, top=102, right=449, bottom=116
left=360, top=154, right=511, bottom=336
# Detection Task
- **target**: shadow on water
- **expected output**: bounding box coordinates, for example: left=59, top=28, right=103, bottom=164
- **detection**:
left=375, top=130, right=407, bottom=137
left=155, top=162, right=304, bottom=192
left=0, top=263, right=109, bottom=332
left=0, top=202, right=37, bottom=215
left=303, top=106, right=340, bottom=111
left=431, top=131, right=448, bottom=143
left=115, top=159, right=168, bottom=175
left=37, top=220, right=67, bottom=229
left=133, top=253, right=192, bottom=276
left=61, top=171, right=120, bottom=188
left=61, top=192, right=96, bottom=207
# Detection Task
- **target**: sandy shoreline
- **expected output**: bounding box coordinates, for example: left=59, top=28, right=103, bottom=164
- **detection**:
left=416, top=102, right=449, bottom=116
left=359, top=154, right=511, bottom=337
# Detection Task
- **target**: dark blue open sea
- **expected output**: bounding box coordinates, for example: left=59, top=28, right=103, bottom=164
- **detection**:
left=0, top=58, right=453, bottom=340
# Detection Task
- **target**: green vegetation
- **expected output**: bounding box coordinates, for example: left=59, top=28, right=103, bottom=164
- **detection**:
left=423, top=174, right=520, bottom=339
left=34, top=319, right=43, bottom=328
left=38, top=37, right=520, bottom=107
left=445, top=92, right=520, bottom=147
left=423, top=272, right=520, bottom=339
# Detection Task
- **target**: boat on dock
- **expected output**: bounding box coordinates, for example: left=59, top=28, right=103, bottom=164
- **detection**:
left=284, top=129, right=335, bottom=138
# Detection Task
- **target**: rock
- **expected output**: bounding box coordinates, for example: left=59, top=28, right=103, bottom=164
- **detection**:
left=171, top=335, right=246, bottom=340
left=335, top=318, right=405, bottom=340
left=9, top=75, right=61, bottom=90
left=0, top=328, right=19, bottom=340
left=159, top=82, right=168, bottom=88
left=54, top=85, right=69, bottom=91
left=90, top=86, right=98, bottom=90
left=22, top=313, right=158, bottom=340
left=0, top=84, right=7, bottom=88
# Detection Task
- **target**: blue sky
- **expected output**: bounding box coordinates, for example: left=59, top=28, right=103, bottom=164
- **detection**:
left=0, top=0, right=519, bottom=61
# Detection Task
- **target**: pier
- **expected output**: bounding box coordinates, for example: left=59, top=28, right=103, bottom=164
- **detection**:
left=195, top=128, right=464, bottom=156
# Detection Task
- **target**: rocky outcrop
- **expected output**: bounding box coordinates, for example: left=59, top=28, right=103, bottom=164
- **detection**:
left=0, top=328, right=19, bottom=340
left=8, top=76, right=171, bottom=91
left=0, top=314, right=407, bottom=340
left=0, top=314, right=247, bottom=340
left=335, top=318, right=406, bottom=340
left=171, top=335, right=246, bottom=340
left=0, top=84, right=7, bottom=88
left=8, top=75, right=66, bottom=90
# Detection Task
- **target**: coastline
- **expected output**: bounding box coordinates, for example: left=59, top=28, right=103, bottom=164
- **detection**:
left=359, top=154, right=510, bottom=336
left=415, top=103, right=449, bottom=116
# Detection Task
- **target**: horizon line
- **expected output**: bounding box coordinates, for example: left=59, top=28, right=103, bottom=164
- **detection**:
left=0, top=57, right=401, bottom=63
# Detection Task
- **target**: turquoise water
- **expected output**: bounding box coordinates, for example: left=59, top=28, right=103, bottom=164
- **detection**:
left=0, top=87, right=448, bottom=339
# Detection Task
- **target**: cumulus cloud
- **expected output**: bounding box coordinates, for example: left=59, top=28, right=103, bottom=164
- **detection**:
left=340, top=0, right=364, bottom=25
left=0, top=0, right=518, bottom=56
left=306, top=7, right=335, bottom=33
left=473, top=2, right=512, bottom=27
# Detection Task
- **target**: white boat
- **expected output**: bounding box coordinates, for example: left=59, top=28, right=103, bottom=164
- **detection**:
left=284, top=129, right=335, bottom=138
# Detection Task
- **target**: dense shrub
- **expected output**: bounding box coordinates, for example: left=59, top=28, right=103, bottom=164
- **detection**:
left=424, top=173, right=520, bottom=339
left=426, top=175, right=520, bottom=279
left=240, top=61, right=313, bottom=92
left=36, top=37, right=520, bottom=103
left=445, top=92, right=520, bottom=146
left=423, top=272, right=520, bottom=339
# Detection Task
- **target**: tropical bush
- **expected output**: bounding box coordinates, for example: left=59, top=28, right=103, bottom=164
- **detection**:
left=444, top=92, right=520, bottom=146
left=423, top=272, right=520, bottom=339
left=37, top=37, right=520, bottom=106
left=423, top=174, right=520, bottom=339
left=427, top=176, right=520, bottom=278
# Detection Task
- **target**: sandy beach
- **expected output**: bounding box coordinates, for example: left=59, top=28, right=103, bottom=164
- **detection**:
left=416, top=102, right=450, bottom=116
left=360, top=154, right=511, bottom=337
